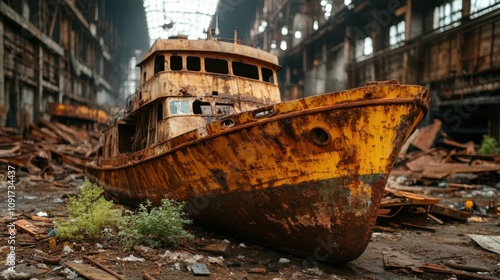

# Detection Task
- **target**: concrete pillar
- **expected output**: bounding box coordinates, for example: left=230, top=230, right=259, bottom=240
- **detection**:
left=35, top=43, right=43, bottom=120
left=344, top=26, right=352, bottom=88
left=403, top=0, right=412, bottom=84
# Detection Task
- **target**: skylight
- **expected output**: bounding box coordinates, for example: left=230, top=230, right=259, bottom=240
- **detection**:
left=143, top=0, right=220, bottom=44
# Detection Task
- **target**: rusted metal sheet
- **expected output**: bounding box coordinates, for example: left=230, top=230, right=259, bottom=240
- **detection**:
left=410, top=119, right=442, bottom=152
left=87, top=80, right=430, bottom=263
left=379, top=188, right=439, bottom=229
left=48, top=102, right=109, bottom=124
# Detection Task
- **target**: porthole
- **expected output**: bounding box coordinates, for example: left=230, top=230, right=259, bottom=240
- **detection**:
left=310, top=127, right=330, bottom=146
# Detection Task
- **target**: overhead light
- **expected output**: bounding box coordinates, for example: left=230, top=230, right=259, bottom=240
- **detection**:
left=280, top=40, right=287, bottom=50
left=262, top=20, right=267, bottom=28
left=258, top=25, right=265, bottom=33
left=281, top=25, right=288, bottom=36
left=313, top=20, right=319, bottom=30
left=325, top=3, right=332, bottom=12
left=294, top=31, right=302, bottom=39
left=271, top=40, right=277, bottom=49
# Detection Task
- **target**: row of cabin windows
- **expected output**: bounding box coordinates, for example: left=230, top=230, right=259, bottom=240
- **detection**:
left=156, top=100, right=235, bottom=119
left=151, top=55, right=275, bottom=83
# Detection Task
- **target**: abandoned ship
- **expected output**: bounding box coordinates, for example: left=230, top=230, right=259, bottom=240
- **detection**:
left=85, top=36, right=431, bottom=263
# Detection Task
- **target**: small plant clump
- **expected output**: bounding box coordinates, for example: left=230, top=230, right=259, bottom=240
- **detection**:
left=120, top=199, right=193, bottom=249
left=478, top=135, right=500, bottom=154
left=55, top=179, right=123, bottom=240
left=56, top=180, right=193, bottom=248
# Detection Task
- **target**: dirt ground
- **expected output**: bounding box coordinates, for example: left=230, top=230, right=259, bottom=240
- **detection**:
left=1, top=172, right=499, bottom=280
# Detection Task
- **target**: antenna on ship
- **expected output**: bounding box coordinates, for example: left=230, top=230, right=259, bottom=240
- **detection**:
left=234, top=28, right=238, bottom=45
left=215, top=10, right=220, bottom=39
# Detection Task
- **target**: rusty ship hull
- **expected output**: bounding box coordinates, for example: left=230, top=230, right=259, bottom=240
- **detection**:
left=86, top=82, right=430, bottom=263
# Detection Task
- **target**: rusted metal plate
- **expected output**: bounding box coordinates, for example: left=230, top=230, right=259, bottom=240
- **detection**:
left=468, top=234, right=500, bottom=255
left=48, top=102, right=109, bottom=124
left=410, top=119, right=441, bottom=152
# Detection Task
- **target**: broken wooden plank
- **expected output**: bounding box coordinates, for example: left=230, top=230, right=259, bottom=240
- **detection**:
left=200, top=241, right=232, bottom=257
left=420, top=263, right=497, bottom=280
left=0, top=144, right=21, bottom=157
left=442, top=137, right=468, bottom=149
left=15, top=219, right=41, bottom=236
left=405, top=154, right=434, bottom=172
left=373, top=225, right=397, bottom=232
left=38, top=118, right=78, bottom=145
left=404, top=148, right=448, bottom=172
left=444, top=261, right=490, bottom=272
left=423, top=162, right=500, bottom=175
left=384, top=188, right=440, bottom=206
left=447, top=182, right=482, bottom=190
left=386, top=184, right=459, bottom=193
left=427, top=213, right=444, bottom=225
left=64, top=262, right=120, bottom=280
left=430, top=204, right=471, bottom=222
left=421, top=170, right=449, bottom=180
left=411, top=119, right=442, bottom=152
left=467, top=234, right=500, bottom=255
left=83, top=256, right=127, bottom=280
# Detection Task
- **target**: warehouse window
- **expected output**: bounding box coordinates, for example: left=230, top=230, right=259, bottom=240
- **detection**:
left=205, top=58, right=229, bottom=74
left=355, top=37, right=373, bottom=61
left=171, top=55, right=182, bottom=70
left=470, top=0, right=500, bottom=19
left=389, top=20, right=405, bottom=47
left=433, top=0, right=462, bottom=29
left=232, top=61, right=259, bottom=80
left=187, top=56, right=201, bottom=71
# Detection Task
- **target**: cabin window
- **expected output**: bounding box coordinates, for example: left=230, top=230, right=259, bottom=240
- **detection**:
left=205, top=58, right=229, bottom=74
left=154, top=55, right=165, bottom=73
left=193, top=100, right=212, bottom=114
left=215, top=103, right=235, bottom=115
left=157, top=103, right=163, bottom=121
left=143, top=71, right=146, bottom=82
left=118, top=124, right=135, bottom=154
left=262, top=67, right=274, bottom=83
left=232, top=61, right=259, bottom=80
left=171, top=55, right=182, bottom=70
left=169, top=100, right=190, bottom=115
left=187, top=56, right=201, bottom=71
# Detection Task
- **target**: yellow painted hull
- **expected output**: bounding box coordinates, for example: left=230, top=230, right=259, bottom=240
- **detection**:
left=86, top=82, right=430, bottom=263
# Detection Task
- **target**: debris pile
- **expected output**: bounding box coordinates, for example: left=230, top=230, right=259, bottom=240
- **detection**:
left=378, top=118, right=499, bottom=230
left=0, top=118, right=98, bottom=178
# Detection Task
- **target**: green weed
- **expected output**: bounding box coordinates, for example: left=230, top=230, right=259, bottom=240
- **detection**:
left=55, top=180, right=122, bottom=240
left=478, top=135, right=500, bottom=154
left=120, top=199, right=193, bottom=249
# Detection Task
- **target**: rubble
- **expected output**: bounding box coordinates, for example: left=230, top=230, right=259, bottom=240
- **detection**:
left=1, top=118, right=98, bottom=177
left=379, top=118, right=500, bottom=231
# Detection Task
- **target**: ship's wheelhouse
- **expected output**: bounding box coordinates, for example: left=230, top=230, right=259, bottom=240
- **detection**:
left=100, top=39, right=281, bottom=159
